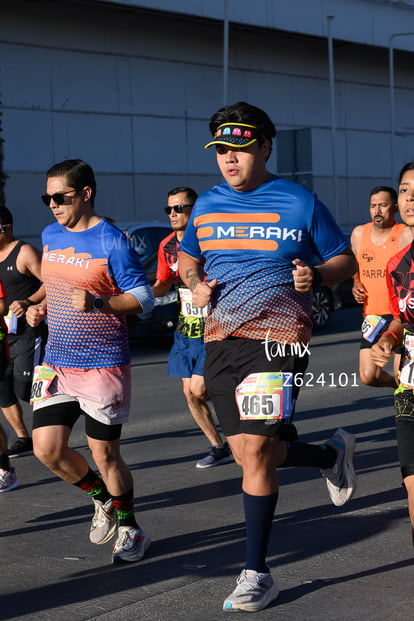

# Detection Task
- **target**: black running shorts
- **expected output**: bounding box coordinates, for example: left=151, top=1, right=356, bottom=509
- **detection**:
left=203, top=337, right=309, bottom=437
left=32, top=400, right=122, bottom=441
left=395, top=391, right=414, bottom=479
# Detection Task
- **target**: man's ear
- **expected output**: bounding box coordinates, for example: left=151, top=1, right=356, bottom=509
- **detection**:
left=81, top=186, right=92, bottom=202
left=261, top=139, right=271, bottom=161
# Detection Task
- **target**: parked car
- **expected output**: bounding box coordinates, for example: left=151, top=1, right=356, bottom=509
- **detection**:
left=117, top=222, right=178, bottom=341
left=117, top=221, right=172, bottom=263
left=127, top=249, right=179, bottom=342
left=311, top=232, right=357, bottom=329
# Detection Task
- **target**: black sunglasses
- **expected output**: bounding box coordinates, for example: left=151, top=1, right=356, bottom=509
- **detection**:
left=41, top=190, right=80, bottom=207
left=164, top=204, right=193, bottom=215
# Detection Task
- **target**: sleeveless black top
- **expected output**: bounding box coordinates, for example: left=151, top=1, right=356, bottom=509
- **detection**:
left=0, top=240, right=41, bottom=336
left=0, top=241, right=40, bottom=302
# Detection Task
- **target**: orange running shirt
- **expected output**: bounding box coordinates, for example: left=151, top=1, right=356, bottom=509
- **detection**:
left=357, top=222, right=405, bottom=316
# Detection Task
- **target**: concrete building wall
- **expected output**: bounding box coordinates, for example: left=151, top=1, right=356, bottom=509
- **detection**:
left=1, top=0, right=414, bottom=246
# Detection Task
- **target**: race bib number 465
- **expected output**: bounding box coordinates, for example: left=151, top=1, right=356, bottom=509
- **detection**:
left=235, top=372, right=293, bottom=420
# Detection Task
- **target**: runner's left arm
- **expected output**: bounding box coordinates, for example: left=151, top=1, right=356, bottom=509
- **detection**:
left=72, top=287, right=153, bottom=315
left=293, top=248, right=356, bottom=293
left=72, top=237, right=155, bottom=315
left=293, top=196, right=357, bottom=292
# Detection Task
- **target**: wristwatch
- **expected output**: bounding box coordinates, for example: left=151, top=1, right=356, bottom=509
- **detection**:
left=92, top=296, right=104, bottom=312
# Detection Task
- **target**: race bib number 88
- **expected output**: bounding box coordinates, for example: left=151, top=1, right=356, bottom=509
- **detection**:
left=235, top=372, right=293, bottom=420
left=30, top=365, right=56, bottom=404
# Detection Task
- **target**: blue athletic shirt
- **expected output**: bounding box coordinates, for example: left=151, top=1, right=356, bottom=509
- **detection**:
left=180, top=175, right=348, bottom=344
left=41, top=219, right=149, bottom=368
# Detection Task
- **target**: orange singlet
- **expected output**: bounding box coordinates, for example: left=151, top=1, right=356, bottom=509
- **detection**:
left=356, top=222, right=405, bottom=316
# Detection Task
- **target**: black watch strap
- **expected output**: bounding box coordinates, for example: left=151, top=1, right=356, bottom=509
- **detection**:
left=311, top=267, right=322, bottom=288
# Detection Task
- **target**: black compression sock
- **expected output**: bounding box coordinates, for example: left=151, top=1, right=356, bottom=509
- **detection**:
left=0, top=453, right=10, bottom=471
left=244, top=491, right=278, bottom=574
left=73, top=467, right=111, bottom=503
left=280, top=441, right=336, bottom=469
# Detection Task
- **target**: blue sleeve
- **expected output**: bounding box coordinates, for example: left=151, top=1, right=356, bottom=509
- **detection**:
left=309, top=197, right=349, bottom=262
left=179, top=208, right=202, bottom=259
left=107, top=234, right=150, bottom=292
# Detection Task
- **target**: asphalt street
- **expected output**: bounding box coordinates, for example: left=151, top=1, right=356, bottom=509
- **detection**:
left=1, top=306, right=413, bottom=621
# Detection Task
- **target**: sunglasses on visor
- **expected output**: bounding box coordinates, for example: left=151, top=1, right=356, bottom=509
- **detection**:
left=164, top=204, right=193, bottom=215
left=41, top=190, right=80, bottom=207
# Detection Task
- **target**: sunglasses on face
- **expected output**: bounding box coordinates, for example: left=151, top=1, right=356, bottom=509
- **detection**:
left=41, top=190, right=80, bottom=207
left=164, top=204, right=193, bottom=215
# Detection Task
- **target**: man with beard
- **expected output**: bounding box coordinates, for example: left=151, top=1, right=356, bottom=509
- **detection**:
left=351, top=186, right=410, bottom=387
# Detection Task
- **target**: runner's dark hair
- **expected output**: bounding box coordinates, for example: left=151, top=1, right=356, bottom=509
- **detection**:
left=47, top=159, right=97, bottom=206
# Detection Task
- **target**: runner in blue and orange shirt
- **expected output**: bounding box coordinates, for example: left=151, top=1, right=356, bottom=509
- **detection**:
left=26, top=159, right=154, bottom=564
left=178, top=101, right=358, bottom=613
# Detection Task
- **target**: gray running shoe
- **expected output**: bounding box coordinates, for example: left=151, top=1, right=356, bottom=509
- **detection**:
left=90, top=498, right=117, bottom=544
left=112, top=526, right=151, bottom=564
left=8, top=437, right=33, bottom=458
left=321, top=428, right=357, bottom=506
left=196, top=442, right=233, bottom=469
left=223, top=569, right=280, bottom=612
left=0, top=467, right=19, bottom=493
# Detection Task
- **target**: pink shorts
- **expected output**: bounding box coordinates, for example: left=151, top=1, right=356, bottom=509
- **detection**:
left=32, top=364, right=131, bottom=425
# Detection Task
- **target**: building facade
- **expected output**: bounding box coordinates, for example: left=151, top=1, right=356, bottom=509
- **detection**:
left=1, top=0, right=414, bottom=245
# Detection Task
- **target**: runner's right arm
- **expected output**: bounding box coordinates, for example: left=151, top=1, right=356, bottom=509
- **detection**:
left=178, top=251, right=216, bottom=308
left=350, top=225, right=365, bottom=304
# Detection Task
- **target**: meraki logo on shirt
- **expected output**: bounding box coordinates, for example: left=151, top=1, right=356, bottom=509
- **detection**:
left=194, top=213, right=303, bottom=251
left=44, top=248, right=91, bottom=270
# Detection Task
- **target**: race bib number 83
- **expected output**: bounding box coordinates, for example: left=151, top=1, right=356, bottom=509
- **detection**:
left=235, top=372, right=293, bottom=420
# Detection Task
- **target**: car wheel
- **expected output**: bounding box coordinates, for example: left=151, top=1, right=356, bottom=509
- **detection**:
left=311, top=287, right=333, bottom=330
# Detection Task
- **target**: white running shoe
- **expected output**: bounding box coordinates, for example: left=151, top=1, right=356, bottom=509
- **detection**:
left=112, top=526, right=151, bottom=564
left=223, top=569, right=280, bottom=612
left=90, top=498, right=117, bottom=544
left=321, top=428, right=357, bottom=506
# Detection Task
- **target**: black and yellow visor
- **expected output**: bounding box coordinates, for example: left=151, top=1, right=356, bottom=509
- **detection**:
left=204, top=123, right=262, bottom=149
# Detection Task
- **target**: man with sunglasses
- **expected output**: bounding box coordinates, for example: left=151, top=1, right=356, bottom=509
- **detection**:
left=178, top=101, right=358, bottom=612
left=153, top=187, right=232, bottom=468
left=27, top=159, right=154, bottom=564
left=0, top=206, right=46, bottom=459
